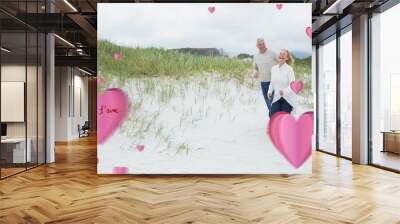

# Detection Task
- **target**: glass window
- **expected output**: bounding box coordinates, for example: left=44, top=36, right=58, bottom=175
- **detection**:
left=339, top=29, right=352, bottom=158
left=371, top=3, right=400, bottom=171
left=318, top=37, right=337, bottom=154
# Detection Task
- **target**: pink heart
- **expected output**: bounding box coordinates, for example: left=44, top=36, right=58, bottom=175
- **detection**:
left=276, top=3, right=283, bottom=10
left=208, top=7, right=215, bottom=14
left=97, top=88, right=129, bottom=144
left=112, top=166, right=129, bottom=174
left=268, top=112, right=314, bottom=168
left=113, top=52, right=122, bottom=61
left=290, top=81, right=304, bottom=94
left=268, top=111, right=290, bottom=151
left=306, top=26, right=312, bottom=39
left=97, top=77, right=104, bottom=85
left=136, top=144, right=144, bottom=152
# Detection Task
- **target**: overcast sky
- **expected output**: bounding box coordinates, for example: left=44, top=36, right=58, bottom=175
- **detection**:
left=98, top=3, right=311, bottom=57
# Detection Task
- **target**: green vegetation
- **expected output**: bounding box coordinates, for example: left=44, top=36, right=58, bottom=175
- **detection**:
left=292, top=57, right=312, bottom=98
left=98, top=40, right=312, bottom=104
left=98, top=40, right=251, bottom=82
left=98, top=40, right=310, bottom=82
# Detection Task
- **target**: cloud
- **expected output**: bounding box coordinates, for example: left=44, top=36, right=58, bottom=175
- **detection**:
left=98, top=3, right=311, bottom=56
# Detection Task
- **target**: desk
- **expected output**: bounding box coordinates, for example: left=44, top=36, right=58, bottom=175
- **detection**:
left=1, top=138, right=31, bottom=163
left=382, top=131, right=400, bottom=154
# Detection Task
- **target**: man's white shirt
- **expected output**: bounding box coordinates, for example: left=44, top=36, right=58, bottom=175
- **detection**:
left=252, top=50, right=278, bottom=82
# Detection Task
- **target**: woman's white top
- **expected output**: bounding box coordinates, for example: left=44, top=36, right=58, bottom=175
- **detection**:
left=267, top=63, right=297, bottom=108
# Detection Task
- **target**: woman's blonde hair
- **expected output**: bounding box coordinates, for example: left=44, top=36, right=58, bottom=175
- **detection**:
left=282, top=49, right=295, bottom=66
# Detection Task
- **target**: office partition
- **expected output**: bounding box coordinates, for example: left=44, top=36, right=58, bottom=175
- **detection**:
left=0, top=1, right=47, bottom=179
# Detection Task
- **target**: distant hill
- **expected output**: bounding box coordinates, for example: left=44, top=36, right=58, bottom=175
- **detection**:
left=237, top=53, right=253, bottom=59
left=168, top=48, right=225, bottom=57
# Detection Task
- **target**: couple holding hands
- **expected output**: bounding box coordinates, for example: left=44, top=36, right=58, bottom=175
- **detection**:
left=252, top=38, right=297, bottom=117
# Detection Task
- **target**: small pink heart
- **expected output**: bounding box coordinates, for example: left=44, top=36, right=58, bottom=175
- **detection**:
left=208, top=7, right=215, bottom=14
left=306, top=26, right=312, bottom=39
left=113, top=52, right=122, bottom=61
left=290, top=81, right=304, bottom=94
left=268, top=112, right=314, bottom=168
left=97, top=88, right=130, bottom=144
left=97, top=77, right=104, bottom=85
left=276, top=3, right=283, bottom=10
left=136, top=144, right=144, bottom=152
left=112, top=166, right=129, bottom=174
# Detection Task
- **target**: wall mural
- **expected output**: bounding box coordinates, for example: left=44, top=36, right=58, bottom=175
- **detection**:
left=97, top=3, right=313, bottom=174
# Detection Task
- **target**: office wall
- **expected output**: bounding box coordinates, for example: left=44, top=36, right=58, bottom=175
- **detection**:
left=55, top=67, right=69, bottom=141
left=73, top=73, right=89, bottom=137
left=54, top=67, right=89, bottom=141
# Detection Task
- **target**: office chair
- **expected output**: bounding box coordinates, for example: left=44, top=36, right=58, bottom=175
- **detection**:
left=79, top=121, right=90, bottom=138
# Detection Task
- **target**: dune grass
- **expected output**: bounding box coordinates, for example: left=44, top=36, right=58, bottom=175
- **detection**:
left=98, top=40, right=311, bottom=82
left=292, top=57, right=312, bottom=98
left=98, top=40, right=252, bottom=82
left=99, top=40, right=312, bottom=153
left=98, top=39, right=312, bottom=105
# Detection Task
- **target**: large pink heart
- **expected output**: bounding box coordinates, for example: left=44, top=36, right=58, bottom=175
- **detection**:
left=290, top=81, right=304, bottom=94
left=306, top=26, right=312, bottom=39
left=276, top=3, right=283, bottom=10
left=208, top=7, right=215, bottom=14
left=268, top=111, right=289, bottom=151
left=268, top=112, right=314, bottom=168
left=97, top=88, right=129, bottom=144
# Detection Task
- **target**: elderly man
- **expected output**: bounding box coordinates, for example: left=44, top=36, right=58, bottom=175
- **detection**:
left=252, top=38, right=278, bottom=111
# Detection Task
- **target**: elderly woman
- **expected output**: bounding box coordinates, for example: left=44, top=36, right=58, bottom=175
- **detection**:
left=267, top=49, right=297, bottom=117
